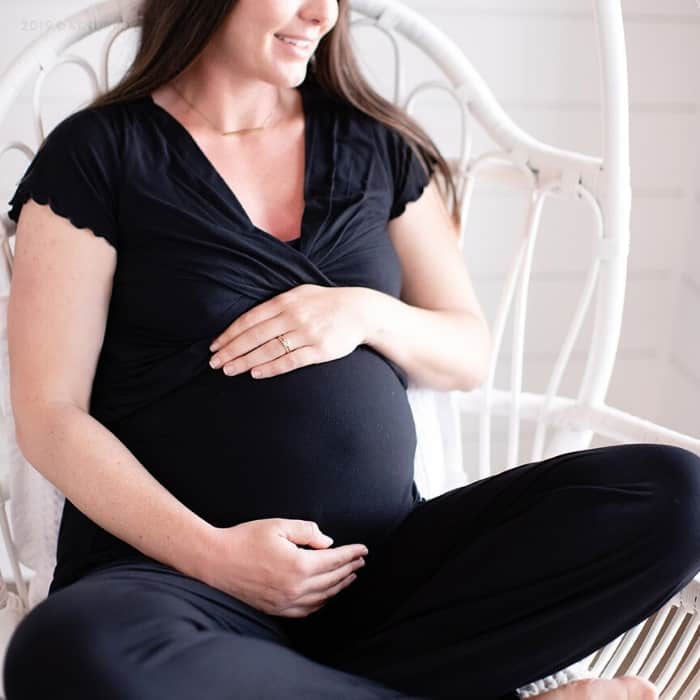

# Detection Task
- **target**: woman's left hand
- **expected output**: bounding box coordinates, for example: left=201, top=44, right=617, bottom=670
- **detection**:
left=208, top=285, right=371, bottom=379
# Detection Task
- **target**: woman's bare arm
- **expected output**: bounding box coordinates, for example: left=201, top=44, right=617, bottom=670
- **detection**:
left=8, top=200, right=221, bottom=582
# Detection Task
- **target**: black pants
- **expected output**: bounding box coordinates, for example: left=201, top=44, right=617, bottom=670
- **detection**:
left=5, top=443, right=700, bottom=699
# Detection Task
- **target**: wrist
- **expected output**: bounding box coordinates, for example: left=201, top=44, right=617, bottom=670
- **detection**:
left=178, top=517, right=223, bottom=584
left=358, top=287, right=391, bottom=346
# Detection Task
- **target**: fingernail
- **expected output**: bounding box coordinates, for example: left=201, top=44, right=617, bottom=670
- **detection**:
left=210, top=357, right=221, bottom=369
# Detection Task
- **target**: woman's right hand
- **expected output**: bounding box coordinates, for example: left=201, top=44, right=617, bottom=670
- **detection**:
left=200, top=518, right=369, bottom=618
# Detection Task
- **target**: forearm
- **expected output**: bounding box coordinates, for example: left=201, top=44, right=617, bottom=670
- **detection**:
left=14, top=402, right=219, bottom=582
left=360, top=288, right=491, bottom=392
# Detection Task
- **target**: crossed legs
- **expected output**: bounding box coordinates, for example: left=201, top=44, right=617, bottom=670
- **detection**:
left=4, top=443, right=700, bottom=699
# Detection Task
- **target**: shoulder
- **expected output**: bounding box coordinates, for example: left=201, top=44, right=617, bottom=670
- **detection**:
left=324, top=96, right=396, bottom=168
left=304, top=76, right=433, bottom=196
left=37, top=100, right=131, bottom=162
left=8, top=100, right=130, bottom=242
left=342, top=106, right=430, bottom=188
left=333, top=98, right=421, bottom=169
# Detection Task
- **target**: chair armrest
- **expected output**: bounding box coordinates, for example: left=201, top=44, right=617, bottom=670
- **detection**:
left=459, top=389, right=700, bottom=455
left=549, top=402, right=700, bottom=455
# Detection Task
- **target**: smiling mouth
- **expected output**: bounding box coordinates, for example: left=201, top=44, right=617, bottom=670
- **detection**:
left=274, top=34, right=314, bottom=52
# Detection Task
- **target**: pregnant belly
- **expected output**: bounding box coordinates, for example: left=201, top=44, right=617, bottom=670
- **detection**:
left=111, top=345, right=420, bottom=550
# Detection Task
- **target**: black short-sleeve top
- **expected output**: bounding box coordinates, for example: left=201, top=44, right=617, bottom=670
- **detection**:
left=8, top=72, right=434, bottom=592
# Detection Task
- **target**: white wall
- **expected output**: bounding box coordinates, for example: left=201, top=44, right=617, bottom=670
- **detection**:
left=657, top=121, right=700, bottom=438
left=0, top=0, right=698, bottom=577
left=386, top=0, right=699, bottom=468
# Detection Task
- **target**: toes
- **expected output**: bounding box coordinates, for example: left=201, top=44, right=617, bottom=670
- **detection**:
left=619, top=676, right=659, bottom=700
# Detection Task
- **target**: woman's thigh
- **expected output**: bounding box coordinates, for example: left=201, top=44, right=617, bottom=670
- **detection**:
left=283, top=443, right=700, bottom=700
left=3, top=558, right=424, bottom=700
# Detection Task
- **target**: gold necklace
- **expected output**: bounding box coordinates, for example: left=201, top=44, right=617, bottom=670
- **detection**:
left=170, top=82, right=282, bottom=136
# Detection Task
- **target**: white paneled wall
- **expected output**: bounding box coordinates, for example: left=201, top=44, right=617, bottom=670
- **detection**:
left=658, top=163, right=700, bottom=438
left=0, top=0, right=698, bottom=564
left=389, top=0, right=699, bottom=467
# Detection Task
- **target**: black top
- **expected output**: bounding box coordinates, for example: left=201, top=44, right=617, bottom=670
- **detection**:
left=8, top=72, right=434, bottom=594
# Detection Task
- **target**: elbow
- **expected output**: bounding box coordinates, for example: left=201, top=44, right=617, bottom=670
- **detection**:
left=455, top=318, right=492, bottom=392
left=10, top=385, right=39, bottom=459
left=12, top=399, right=74, bottom=464
left=12, top=397, right=32, bottom=455
left=456, top=366, right=487, bottom=393
left=14, top=418, right=35, bottom=464
left=13, top=410, right=43, bottom=463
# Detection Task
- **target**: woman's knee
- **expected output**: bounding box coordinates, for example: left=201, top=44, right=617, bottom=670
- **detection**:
left=628, top=443, right=700, bottom=572
left=3, top=580, right=149, bottom=699
left=595, top=443, right=699, bottom=514
left=3, top=589, right=99, bottom=698
left=2, top=607, right=40, bottom=698
left=564, top=443, right=700, bottom=579
left=633, top=444, right=700, bottom=518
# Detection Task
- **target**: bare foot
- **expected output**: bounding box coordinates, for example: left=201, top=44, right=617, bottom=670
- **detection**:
left=535, top=675, right=658, bottom=700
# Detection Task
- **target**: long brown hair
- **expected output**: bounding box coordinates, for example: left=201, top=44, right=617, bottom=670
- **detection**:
left=88, top=0, right=461, bottom=231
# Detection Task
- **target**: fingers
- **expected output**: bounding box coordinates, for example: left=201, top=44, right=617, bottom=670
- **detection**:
left=286, top=572, right=360, bottom=616
left=317, top=571, right=359, bottom=601
left=299, top=543, right=369, bottom=576
left=280, top=602, right=325, bottom=618
left=297, top=556, right=366, bottom=601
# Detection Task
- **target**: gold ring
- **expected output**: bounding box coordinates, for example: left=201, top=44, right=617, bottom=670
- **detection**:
left=276, top=334, right=293, bottom=354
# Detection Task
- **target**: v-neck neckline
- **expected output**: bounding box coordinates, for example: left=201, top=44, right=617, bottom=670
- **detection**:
left=143, top=80, right=314, bottom=248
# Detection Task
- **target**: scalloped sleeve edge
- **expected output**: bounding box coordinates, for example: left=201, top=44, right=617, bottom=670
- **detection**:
left=389, top=153, right=436, bottom=221
left=9, top=189, right=118, bottom=252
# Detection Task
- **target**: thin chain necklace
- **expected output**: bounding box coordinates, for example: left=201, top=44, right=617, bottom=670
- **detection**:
left=170, top=82, right=282, bottom=136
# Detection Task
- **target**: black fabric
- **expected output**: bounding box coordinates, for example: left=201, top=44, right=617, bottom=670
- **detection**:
left=5, top=444, right=700, bottom=699
left=386, top=129, right=434, bottom=220
left=7, top=72, right=434, bottom=593
left=8, top=105, right=122, bottom=250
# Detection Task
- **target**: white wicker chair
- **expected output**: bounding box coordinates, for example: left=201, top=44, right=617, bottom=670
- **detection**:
left=0, top=1, right=698, bottom=698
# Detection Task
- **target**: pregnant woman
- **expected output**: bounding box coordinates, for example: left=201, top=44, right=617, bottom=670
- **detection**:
left=4, top=1, right=700, bottom=698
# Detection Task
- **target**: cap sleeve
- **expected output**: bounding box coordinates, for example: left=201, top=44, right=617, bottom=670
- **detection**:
left=384, top=125, right=435, bottom=221
left=7, top=108, right=121, bottom=250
